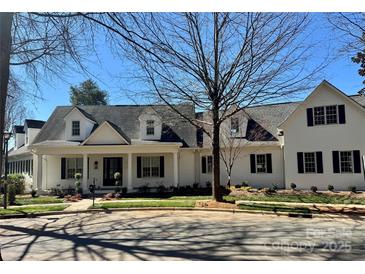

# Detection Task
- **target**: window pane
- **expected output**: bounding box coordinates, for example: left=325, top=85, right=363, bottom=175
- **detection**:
left=146, top=120, right=155, bottom=135
left=326, top=105, right=337, bottom=124
left=314, top=107, right=325, bottom=125
left=207, top=156, right=213, bottom=173
left=256, top=154, right=267, bottom=173
left=304, top=152, right=316, bottom=173
left=72, top=121, right=80, bottom=136
left=230, top=117, right=239, bottom=134
left=340, top=151, right=353, bottom=173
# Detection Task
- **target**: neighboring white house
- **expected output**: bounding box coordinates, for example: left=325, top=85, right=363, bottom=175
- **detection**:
left=7, top=80, right=365, bottom=192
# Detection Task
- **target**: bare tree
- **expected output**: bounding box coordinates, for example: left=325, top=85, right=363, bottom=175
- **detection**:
left=83, top=12, right=325, bottom=201
left=0, top=12, right=94, bottom=177
left=327, top=13, right=365, bottom=93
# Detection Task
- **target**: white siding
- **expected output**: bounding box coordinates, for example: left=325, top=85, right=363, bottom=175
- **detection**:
left=282, top=83, right=365, bottom=190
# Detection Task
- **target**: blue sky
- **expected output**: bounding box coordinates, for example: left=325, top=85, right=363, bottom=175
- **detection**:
left=18, top=13, right=364, bottom=122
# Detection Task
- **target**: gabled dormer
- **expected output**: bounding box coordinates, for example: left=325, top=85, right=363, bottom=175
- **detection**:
left=24, top=119, right=46, bottom=146
left=138, top=108, right=162, bottom=140
left=13, top=125, right=25, bottom=150
left=81, top=121, right=131, bottom=145
left=64, top=107, right=97, bottom=141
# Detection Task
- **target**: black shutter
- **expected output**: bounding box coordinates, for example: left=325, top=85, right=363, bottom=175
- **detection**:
left=61, top=158, right=66, bottom=179
left=306, top=108, right=313, bottom=127
left=137, top=156, right=142, bottom=178
left=332, top=151, right=340, bottom=173
left=250, top=154, right=256, bottom=173
left=338, top=105, right=346, bottom=124
left=266, top=154, right=272, bottom=173
left=201, top=156, right=207, bottom=174
left=353, top=150, right=361, bottom=173
left=160, top=156, right=165, bottom=177
left=297, top=152, right=304, bottom=173
left=87, top=157, right=90, bottom=179
left=316, top=152, right=323, bottom=173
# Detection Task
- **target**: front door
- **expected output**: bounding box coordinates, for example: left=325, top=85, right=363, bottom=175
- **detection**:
left=103, top=157, right=123, bottom=186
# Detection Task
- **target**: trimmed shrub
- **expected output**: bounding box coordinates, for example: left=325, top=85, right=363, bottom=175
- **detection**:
left=241, top=181, right=248, bottom=187
left=310, top=186, right=318, bottom=193
left=272, top=184, right=278, bottom=191
left=7, top=184, right=17, bottom=205
left=327, top=185, right=334, bottom=192
left=31, top=186, right=37, bottom=198
left=7, top=174, right=25, bottom=195
left=290, top=183, right=297, bottom=190
left=234, top=184, right=241, bottom=189
left=74, top=173, right=82, bottom=194
left=348, top=186, right=357, bottom=193
left=193, top=182, right=199, bottom=189
left=122, top=187, right=128, bottom=195
left=206, top=181, right=211, bottom=188
left=157, top=185, right=166, bottom=194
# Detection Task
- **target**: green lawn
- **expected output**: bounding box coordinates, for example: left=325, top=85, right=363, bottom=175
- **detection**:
left=93, top=200, right=196, bottom=209
left=224, top=193, right=365, bottom=205
left=114, top=195, right=211, bottom=201
left=0, top=204, right=69, bottom=216
left=0, top=196, right=63, bottom=206
left=238, top=202, right=315, bottom=214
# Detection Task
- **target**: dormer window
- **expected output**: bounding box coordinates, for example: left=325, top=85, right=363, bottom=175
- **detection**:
left=230, top=117, right=239, bottom=134
left=146, top=120, right=155, bottom=135
left=72, top=121, right=80, bottom=136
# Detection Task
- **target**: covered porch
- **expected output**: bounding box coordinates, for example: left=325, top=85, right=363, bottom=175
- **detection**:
left=31, top=142, right=180, bottom=193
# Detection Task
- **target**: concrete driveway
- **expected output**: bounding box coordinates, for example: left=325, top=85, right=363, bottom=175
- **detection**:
left=1, top=210, right=365, bottom=260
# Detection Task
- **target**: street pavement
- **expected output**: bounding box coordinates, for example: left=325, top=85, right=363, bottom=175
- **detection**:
left=1, top=210, right=365, bottom=260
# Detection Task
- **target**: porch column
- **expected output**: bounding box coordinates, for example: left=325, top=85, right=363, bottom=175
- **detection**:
left=173, top=152, right=179, bottom=187
left=127, top=153, right=133, bottom=191
left=82, top=154, right=88, bottom=191
left=36, top=154, right=43, bottom=191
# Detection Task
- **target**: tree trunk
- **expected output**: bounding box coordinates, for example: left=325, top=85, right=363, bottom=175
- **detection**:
left=0, top=13, right=13, bottom=176
left=212, top=107, right=222, bottom=201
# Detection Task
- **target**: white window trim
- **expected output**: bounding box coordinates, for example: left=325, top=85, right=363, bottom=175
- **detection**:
left=313, top=105, right=339, bottom=126
left=72, top=120, right=80, bottom=136
left=303, top=152, right=317, bottom=174
left=256, top=154, right=267, bottom=173
left=141, top=156, right=160, bottom=178
left=339, top=150, right=354, bottom=173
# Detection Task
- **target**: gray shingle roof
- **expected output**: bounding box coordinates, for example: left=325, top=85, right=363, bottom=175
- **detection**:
left=33, top=104, right=197, bottom=147
left=25, top=119, right=46, bottom=129
left=245, top=102, right=301, bottom=138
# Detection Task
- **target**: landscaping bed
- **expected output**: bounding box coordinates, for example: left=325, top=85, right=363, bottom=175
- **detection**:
left=225, top=188, right=365, bottom=205
left=0, top=204, right=69, bottom=216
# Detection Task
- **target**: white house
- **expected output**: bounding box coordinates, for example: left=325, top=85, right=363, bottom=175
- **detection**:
left=7, top=80, right=365, bottom=192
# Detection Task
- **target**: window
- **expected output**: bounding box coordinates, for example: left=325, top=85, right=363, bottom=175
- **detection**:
left=304, top=152, right=316, bottom=173
left=256, top=154, right=267, bottom=173
left=66, top=158, right=83, bottom=179
left=202, top=156, right=213, bottom=173
left=313, top=106, right=325, bottom=125
left=146, top=120, right=155, bottom=135
left=72, top=121, right=80, bottom=136
left=142, top=156, right=160, bottom=178
left=340, top=151, right=353, bottom=173
left=313, top=105, right=339, bottom=126
left=326, top=105, right=338, bottom=124
left=230, top=117, right=239, bottom=134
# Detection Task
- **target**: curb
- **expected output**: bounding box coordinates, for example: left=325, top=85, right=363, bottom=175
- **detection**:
left=0, top=206, right=360, bottom=220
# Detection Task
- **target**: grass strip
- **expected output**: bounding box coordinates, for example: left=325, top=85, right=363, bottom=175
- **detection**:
left=0, top=205, right=69, bottom=215
left=93, top=200, right=196, bottom=209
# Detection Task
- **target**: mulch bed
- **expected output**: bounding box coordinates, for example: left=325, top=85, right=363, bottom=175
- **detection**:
left=195, top=200, right=238, bottom=209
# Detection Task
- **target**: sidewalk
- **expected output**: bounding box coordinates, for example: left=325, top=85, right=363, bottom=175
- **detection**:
left=63, top=199, right=94, bottom=211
